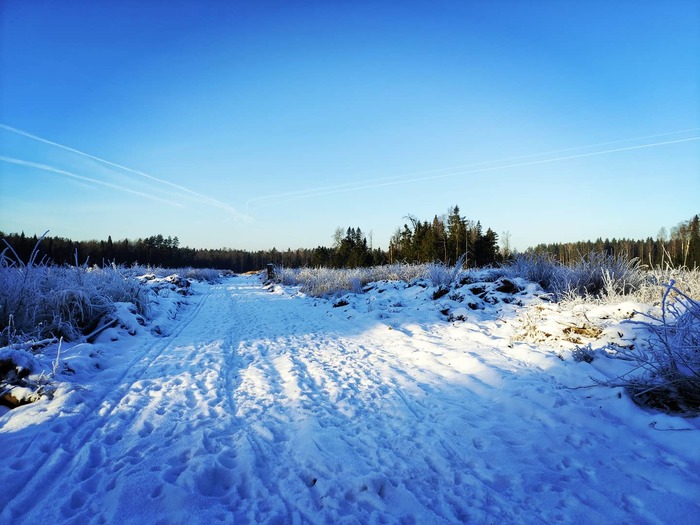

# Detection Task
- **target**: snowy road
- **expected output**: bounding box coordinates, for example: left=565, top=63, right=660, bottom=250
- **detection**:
left=1, top=275, right=699, bottom=524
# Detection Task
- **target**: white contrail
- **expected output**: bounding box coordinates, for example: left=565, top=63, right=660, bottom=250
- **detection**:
left=245, top=127, right=700, bottom=209
left=247, top=134, right=700, bottom=209
left=0, top=156, right=185, bottom=207
left=0, top=123, right=249, bottom=221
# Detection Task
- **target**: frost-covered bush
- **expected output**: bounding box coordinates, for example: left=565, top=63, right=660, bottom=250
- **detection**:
left=426, top=255, right=466, bottom=288
left=292, top=267, right=369, bottom=297
left=368, top=263, right=430, bottom=283
left=641, top=267, right=700, bottom=303
left=0, top=243, right=150, bottom=346
left=268, top=264, right=437, bottom=297
left=572, top=344, right=596, bottom=363
left=179, top=267, right=222, bottom=283
left=618, top=281, right=700, bottom=414
left=271, top=266, right=303, bottom=286
left=564, top=253, right=645, bottom=298
left=505, top=252, right=646, bottom=300
left=504, top=253, right=563, bottom=294
left=127, top=265, right=221, bottom=283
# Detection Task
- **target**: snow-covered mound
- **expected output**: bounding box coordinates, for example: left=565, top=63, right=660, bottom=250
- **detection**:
left=0, top=272, right=192, bottom=415
left=0, top=273, right=698, bottom=524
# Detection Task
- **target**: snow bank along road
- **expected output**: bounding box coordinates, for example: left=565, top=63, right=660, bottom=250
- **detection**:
left=1, top=275, right=699, bottom=524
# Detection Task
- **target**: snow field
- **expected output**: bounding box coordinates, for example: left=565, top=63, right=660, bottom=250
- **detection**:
left=1, top=275, right=699, bottom=524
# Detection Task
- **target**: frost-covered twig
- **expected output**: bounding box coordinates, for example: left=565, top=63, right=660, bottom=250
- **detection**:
left=7, top=337, right=59, bottom=351
left=51, top=337, right=63, bottom=377
left=610, top=281, right=700, bottom=414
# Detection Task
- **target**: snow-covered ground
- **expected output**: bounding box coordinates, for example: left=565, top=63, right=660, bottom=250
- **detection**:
left=1, top=274, right=699, bottom=524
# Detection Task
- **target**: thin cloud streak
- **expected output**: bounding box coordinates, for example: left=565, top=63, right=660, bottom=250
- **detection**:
left=247, top=135, right=700, bottom=209
left=0, top=156, right=185, bottom=207
left=245, top=127, right=700, bottom=210
left=0, top=123, right=250, bottom=221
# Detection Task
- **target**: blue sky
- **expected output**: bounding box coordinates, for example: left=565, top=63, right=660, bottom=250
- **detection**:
left=1, top=1, right=698, bottom=252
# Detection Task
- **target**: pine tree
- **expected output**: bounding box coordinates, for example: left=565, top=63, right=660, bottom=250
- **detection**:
left=689, top=215, right=700, bottom=269
left=446, top=205, right=466, bottom=265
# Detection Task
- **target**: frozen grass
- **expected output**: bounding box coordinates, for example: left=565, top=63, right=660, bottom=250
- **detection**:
left=268, top=258, right=488, bottom=298
left=0, top=237, right=227, bottom=347
left=504, top=252, right=700, bottom=303
left=0, top=260, right=150, bottom=347
left=269, top=263, right=439, bottom=297
left=565, top=252, right=646, bottom=298
left=426, top=254, right=468, bottom=288
left=640, top=267, right=700, bottom=303
left=503, top=253, right=700, bottom=414
left=126, top=265, right=223, bottom=283
left=0, top=261, right=227, bottom=347
left=270, top=253, right=667, bottom=301
left=271, top=252, right=700, bottom=305
left=272, top=251, right=684, bottom=302
left=503, top=252, right=562, bottom=293
left=613, top=281, right=700, bottom=414
left=503, top=252, right=645, bottom=300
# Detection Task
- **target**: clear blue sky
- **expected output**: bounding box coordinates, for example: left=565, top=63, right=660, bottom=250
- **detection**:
left=1, top=1, right=698, bottom=252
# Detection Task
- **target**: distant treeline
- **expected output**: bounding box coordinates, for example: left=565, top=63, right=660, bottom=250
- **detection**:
left=2, top=210, right=698, bottom=271
left=0, top=205, right=500, bottom=271
left=528, top=214, right=700, bottom=269
left=0, top=232, right=307, bottom=273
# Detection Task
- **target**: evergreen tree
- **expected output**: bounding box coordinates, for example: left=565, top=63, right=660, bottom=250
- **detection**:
left=432, top=215, right=447, bottom=264
left=446, top=205, right=466, bottom=265
left=689, top=215, right=700, bottom=268
left=473, top=227, right=499, bottom=267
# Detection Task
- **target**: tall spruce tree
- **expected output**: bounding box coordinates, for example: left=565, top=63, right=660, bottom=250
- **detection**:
left=447, top=205, right=466, bottom=265
left=689, top=215, right=700, bottom=268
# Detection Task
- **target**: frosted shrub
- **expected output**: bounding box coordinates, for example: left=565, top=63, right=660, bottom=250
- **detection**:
left=642, top=268, right=700, bottom=303
left=505, top=252, right=647, bottom=300
left=369, top=263, right=430, bottom=283
left=620, top=281, right=700, bottom=414
left=269, top=264, right=435, bottom=297
left=180, top=267, right=221, bottom=283
left=565, top=253, right=645, bottom=298
left=505, top=253, right=563, bottom=294
left=126, top=265, right=221, bottom=283
left=426, top=255, right=466, bottom=288
left=571, top=344, right=596, bottom=363
left=273, top=266, right=303, bottom=286
left=0, top=242, right=152, bottom=346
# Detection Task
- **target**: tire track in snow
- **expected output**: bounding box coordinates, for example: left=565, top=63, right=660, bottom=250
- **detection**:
left=221, top=279, right=315, bottom=521
left=80, top=282, right=251, bottom=524
left=4, top=276, right=699, bottom=524
left=0, top=285, right=215, bottom=522
left=217, top=282, right=485, bottom=522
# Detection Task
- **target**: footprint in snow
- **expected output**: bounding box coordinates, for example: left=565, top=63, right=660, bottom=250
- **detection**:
left=163, top=464, right=187, bottom=484
left=138, top=420, right=155, bottom=437
left=472, top=437, right=486, bottom=451
left=196, top=464, right=235, bottom=497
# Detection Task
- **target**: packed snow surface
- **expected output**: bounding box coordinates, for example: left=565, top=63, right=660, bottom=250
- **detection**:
left=1, top=275, right=699, bottom=524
